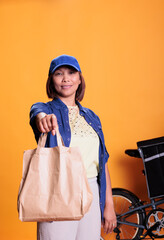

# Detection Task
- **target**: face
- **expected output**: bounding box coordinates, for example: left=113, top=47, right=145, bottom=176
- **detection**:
left=52, top=66, right=81, bottom=100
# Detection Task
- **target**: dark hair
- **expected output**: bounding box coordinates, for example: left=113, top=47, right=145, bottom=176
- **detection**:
left=46, top=71, right=85, bottom=101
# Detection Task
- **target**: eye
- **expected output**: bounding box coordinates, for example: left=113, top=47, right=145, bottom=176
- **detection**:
left=54, top=71, right=62, bottom=76
left=69, top=70, right=76, bottom=74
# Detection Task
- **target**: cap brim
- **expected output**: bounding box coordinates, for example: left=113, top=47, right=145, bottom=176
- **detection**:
left=51, top=63, right=80, bottom=74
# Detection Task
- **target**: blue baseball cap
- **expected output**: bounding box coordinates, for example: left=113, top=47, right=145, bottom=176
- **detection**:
left=48, top=54, right=81, bottom=76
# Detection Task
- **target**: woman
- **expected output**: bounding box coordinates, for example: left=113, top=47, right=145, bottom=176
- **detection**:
left=30, top=54, right=116, bottom=240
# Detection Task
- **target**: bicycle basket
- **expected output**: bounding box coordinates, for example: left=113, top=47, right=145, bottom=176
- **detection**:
left=137, top=136, right=164, bottom=199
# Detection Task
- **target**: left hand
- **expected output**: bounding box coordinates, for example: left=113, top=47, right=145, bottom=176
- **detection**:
left=102, top=203, right=117, bottom=234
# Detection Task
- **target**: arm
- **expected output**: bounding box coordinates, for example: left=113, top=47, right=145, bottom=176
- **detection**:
left=102, top=163, right=117, bottom=234
left=30, top=102, right=58, bottom=136
left=35, top=112, right=57, bottom=136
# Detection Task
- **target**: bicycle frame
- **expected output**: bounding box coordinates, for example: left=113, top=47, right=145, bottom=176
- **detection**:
left=113, top=139, right=164, bottom=239
left=117, top=197, right=164, bottom=229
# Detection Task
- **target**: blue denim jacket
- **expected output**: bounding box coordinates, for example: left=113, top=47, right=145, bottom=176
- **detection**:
left=30, top=98, right=109, bottom=219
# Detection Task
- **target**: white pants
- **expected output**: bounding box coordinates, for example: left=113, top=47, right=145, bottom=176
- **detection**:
left=37, top=177, right=101, bottom=240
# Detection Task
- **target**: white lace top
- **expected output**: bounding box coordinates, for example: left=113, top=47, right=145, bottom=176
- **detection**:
left=68, top=105, right=99, bottom=178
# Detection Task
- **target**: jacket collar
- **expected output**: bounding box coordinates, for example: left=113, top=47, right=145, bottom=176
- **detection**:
left=76, top=101, right=87, bottom=113
left=51, top=98, right=67, bottom=109
left=51, top=98, right=87, bottom=113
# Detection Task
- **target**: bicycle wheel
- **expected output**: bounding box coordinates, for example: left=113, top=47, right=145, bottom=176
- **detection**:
left=101, top=188, right=144, bottom=240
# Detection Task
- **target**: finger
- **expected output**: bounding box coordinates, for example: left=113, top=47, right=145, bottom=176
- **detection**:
left=46, top=115, right=53, bottom=130
left=110, top=222, right=114, bottom=233
left=110, top=221, right=117, bottom=233
left=51, top=114, right=57, bottom=130
left=41, top=117, right=51, bottom=132
left=51, top=129, right=56, bottom=136
left=114, top=220, right=117, bottom=230
left=106, top=221, right=111, bottom=234
left=105, top=220, right=115, bottom=234
left=103, top=220, right=109, bottom=233
left=38, top=121, right=46, bottom=133
left=50, top=114, right=57, bottom=136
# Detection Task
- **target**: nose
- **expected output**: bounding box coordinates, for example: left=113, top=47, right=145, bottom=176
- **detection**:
left=62, top=73, right=70, bottom=82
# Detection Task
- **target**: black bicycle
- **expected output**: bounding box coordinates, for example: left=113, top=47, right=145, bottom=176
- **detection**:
left=101, top=136, right=164, bottom=240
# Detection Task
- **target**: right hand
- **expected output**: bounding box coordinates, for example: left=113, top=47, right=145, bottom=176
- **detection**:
left=35, top=112, right=58, bottom=136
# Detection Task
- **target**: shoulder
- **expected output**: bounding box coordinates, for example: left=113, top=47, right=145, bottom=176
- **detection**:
left=78, top=102, right=100, bottom=119
left=30, top=99, right=68, bottom=116
left=80, top=104, right=102, bottom=126
left=30, top=101, right=52, bottom=112
left=83, top=107, right=99, bottom=118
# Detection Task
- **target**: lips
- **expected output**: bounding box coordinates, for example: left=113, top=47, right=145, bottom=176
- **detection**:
left=61, top=85, right=72, bottom=89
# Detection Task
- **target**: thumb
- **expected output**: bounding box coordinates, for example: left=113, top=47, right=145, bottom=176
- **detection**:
left=51, top=129, right=56, bottom=136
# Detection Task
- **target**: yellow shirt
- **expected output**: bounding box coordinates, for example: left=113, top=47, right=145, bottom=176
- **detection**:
left=68, top=106, right=99, bottom=178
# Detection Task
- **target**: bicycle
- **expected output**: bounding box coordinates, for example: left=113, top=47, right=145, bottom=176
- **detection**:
left=101, top=136, right=164, bottom=240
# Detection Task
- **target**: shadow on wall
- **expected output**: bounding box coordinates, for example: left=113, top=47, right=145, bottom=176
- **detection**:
left=117, top=156, right=149, bottom=201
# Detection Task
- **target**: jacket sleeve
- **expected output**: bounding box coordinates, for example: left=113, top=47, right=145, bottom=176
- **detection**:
left=95, top=112, right=110, bottom=163
left=88, top=108, right=109, bottom=162
left=29, top=102, right=50, bottom=142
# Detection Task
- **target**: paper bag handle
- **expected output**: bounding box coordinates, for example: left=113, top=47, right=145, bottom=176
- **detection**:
left=37, top=127, right=64, bottom=148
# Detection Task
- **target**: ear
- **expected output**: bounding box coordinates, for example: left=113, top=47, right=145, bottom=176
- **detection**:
left=78, top=73, right=81, bottom=84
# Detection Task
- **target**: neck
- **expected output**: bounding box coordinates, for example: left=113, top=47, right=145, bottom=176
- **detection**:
left=57, top=96, right=76, bottom=106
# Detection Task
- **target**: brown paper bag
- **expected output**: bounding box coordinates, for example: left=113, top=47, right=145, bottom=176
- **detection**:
left=17, top=129, right=93, bottom=222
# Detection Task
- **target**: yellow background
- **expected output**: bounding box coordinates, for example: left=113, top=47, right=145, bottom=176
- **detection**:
left=0, top=0, right=164, bottom=239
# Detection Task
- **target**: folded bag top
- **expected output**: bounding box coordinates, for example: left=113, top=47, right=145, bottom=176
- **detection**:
left=18, top=128, right=93, bottom=222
